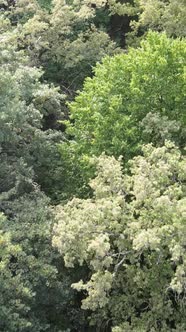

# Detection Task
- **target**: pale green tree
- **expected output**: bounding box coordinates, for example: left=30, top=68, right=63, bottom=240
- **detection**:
left=53, top=142, right=186, bottom=331
left=0, top=213, right=32, bottom=331
left=5, top=0, right=119, bottom=91
left=137, top=0, right=186, bottom=37
left=0, top=19, right=87, bottom=330
left=107, top=0, right=186, bottom=44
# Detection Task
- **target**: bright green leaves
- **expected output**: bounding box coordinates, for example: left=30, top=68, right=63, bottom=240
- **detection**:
left=67, top=32, right=186, bottom=159
left=60, top=32, right=186, bottom=198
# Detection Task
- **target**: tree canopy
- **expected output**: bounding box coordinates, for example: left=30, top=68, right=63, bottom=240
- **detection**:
left=60, top=32, right=186, bottom=197
left=0, top=0, right=186, bottom=331
left=53, top=142, right=186, bottom=331
left=137, top=0, right=186, bottom=38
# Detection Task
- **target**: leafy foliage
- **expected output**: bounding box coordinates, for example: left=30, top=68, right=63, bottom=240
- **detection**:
left=0, top=15, right=69, bottom=200
left=60, top=32, right=186, bottom=197
left=53, top=142, right=186, bottom=331
left=0, top=213, right=33, bottom=331
left=105, top=0, right=186, bottom=44
left=1, top=0, right=186, bottom=330
left=0, top=22, right=88, bottom=330
left=137, top=0, right=186, bottom=38
left=6, top=0, right=119, bottom=91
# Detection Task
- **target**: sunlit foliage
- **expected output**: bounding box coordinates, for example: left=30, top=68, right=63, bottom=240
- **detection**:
left=53, top=142, right=186, bottom=331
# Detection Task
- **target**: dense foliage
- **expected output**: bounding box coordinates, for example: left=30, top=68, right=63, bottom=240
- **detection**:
left=0, top=0, right=186, bottom=331
left=0, top=18, right=87, bottom=331
left=53, top=142, right=186, bottom=331
left=137, top=0, right=186, bottom=38
left=60, top=32, right=186, bottom=197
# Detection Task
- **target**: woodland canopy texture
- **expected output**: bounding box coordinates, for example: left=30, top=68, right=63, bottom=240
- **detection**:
left=0, top=0, right=185, bottom=331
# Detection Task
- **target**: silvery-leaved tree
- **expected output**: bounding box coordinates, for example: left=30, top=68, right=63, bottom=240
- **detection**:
left=53, top=141, right=186, bottom=331
left=136, top=0, right=186, bottom=38
left=4, top=0, right=119, bottom=91
left=0, top=17, right=87, bottom=331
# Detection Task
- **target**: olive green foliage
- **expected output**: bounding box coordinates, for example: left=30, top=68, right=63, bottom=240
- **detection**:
left=106, top=0, right=186, bottom=44
left=137, top=0, right=186, bottom=37
left=1, top=0, right=186, bottom=330
left=0, top=17, right=67, bottom=199
left=0, top=20, right=87, bottom=330
left=60, top=32, right=185, bottom=197
left=8, top=0, right=119, bottom=91
left=2, top=0, right=185, bottom=95
left=0, top=213, right=32, bottom=331
left=1, top=189, right=86, bottom=331
left=53, top=142, right=186, bottom=331
left=37, top=0, right=52, bottom=10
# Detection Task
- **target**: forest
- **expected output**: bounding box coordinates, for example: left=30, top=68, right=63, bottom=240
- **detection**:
left=0, top=0, right=185, bottom=331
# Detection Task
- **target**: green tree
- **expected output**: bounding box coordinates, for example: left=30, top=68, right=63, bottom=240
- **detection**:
left=3, top=0, right=185, bottom=95
left=5, top=0, right=119, bottom=91
left=60, top=32, right=186, bottom=197
left=106, top=0, right=186, bottom=45
left=0, top=14, right=68, bottom=200
left=0, top=20, right=87, bottom=330
left=53, top=141, right=186, bottom=331
left=0, top=213, right=33, bottom=331
left=137, top=0, right=186, bottom=38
